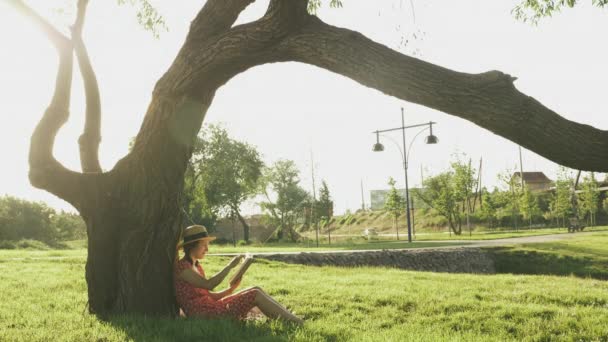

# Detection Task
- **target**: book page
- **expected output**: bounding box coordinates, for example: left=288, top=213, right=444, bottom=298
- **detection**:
left=230, top=254, right=254, bottom=286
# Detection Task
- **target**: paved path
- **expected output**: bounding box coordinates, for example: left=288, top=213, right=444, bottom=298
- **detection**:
left=1, top=231, right=597, bottom=261
left=209, top=231, right=597, bottom=257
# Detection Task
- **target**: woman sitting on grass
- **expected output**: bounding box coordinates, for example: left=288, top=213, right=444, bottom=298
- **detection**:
left=174, top=225, right=303, bottom=324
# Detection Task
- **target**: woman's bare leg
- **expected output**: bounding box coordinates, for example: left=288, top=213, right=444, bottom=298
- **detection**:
left=241, top=287, right=302, bottom=324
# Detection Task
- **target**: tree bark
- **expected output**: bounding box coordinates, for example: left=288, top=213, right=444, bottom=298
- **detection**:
left=235, top=209, right=250, bottom=243
left=18, top=0, right=608, bottom=317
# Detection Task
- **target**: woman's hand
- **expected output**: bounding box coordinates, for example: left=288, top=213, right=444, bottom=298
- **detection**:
left=229, top=277, right=241, bottom=291
left=228, top=255, right=244, bottom=269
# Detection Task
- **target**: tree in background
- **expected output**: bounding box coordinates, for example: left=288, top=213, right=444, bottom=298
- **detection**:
left=384, top=177, right=405, bottom=240
left=182, top=136, right=216, bottom=229
left=496, top=169, right=522, bottom=230
left=551, top=167, right=574, bottom=227
left=0, top=196, right=56, bottom=243
left=0, top=196, right=86, bottom=244
left=578, top=173, right=599, bottom=226
left=187, top=124, right=264, bottom=243
left=478, top=188, right=498, bottom=229
left=451, top=156, right=478, bottom=235
left=52, top=211, right=87, bottom=241
left=416, top=172, right=462, bottom=235
left=316, top=180, right=334, bottom=244
left=519, top=185, right=541, bottom=229
left=260, top=160, right=310, bottom=241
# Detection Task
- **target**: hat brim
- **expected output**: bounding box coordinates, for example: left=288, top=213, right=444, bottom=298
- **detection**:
left=179, top=236, right=216, bottom=248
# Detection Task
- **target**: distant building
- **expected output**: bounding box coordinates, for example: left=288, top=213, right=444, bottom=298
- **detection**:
left=511, top=172, right=553, bottom=192
left=369, top=188, right=429, bottom=211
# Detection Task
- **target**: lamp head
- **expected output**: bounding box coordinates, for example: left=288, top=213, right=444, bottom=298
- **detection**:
left=425, top=134, right=438, bottom=144
left=372, top=143, right=385, bottom=152
left=373, top=132, right=384, bottom=152
left=425, top=122, right=438, bottom=144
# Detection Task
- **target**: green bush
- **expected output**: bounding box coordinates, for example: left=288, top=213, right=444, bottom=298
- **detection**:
left=15, top=239, right=50, bottom=250
left=0, top=240, right=16, bottom=249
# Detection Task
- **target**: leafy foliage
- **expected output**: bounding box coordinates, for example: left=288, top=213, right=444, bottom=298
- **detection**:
left=550, top=167, right=574, bottom=226
left=259, top=160, right=310, bottom=241
left=384, top=177, right=405, bottom=238
left=183, top=124, right=264, bottom=235
left=513, top=0, right=608, bottom=24
left=307, top=0, right=343, bottom=14
left=116, top=0, right=167, bottom=37
left=416, top=155, right=479, bottom=235
left=478, top=188, right=498, bottom=228
left=417, top=171, right=462, bottom=235
left=578, top=172, right=600, bottom=225
left=0, top=196, right=86, bottom=246
left=519, top=185, right=541, bottom=227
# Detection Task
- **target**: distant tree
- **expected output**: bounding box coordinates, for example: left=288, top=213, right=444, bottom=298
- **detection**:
left=384, top=177, right=405, bottom=240
left=0, top=196, right=57, bottom=243
left=188, top=124, right=264, bottom=242
left=260, top=160, right=310, bottom=241
left=551, top=167, right=574, bottom=227
left=578, top=173, right=599, bottom=226
left=451, top=156, right=477, bottom=235
left=497, top=169, right=522, bottom=230
left=316, top=180, right=334, bottom=243
left=52, top=211, right=87, bottom=240
left=519, top=185, right=541, bottom=229
left=416, top=172, right=462, bottom=235
left=478, top=188, right=498, bottom=229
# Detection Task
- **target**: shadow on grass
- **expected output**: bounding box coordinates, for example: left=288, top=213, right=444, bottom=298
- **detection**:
left=108, top=314, right=335, bottom=342
left=489, top=247, right=608, bottom=281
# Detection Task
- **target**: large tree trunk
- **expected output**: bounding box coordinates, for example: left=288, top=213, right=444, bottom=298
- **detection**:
left=18, top=0, right=608, bottom=317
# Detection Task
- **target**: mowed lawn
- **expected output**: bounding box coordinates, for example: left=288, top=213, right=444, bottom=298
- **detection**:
left=1, top=234, right=608, bottom=341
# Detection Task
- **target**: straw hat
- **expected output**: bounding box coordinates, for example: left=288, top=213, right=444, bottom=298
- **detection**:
left=179, top=225, right=216, bottom=247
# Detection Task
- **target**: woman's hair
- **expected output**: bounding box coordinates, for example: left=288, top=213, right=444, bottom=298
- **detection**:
left=182, top=241, right=199, bottom=265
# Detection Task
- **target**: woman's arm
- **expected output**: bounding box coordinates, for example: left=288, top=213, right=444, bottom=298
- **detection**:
left=177, top=256, right=242, bottom=290
left=178, top=268, right=220, bottom=290
left=206, top=256, right=242, bottom=288
left=208, top=280, right=240, bottom=300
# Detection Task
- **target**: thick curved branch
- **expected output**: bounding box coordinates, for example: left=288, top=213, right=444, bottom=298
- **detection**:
left=188, top=0, right=256, bottom=42
left=72, top=0, right=102, bottom=173
left=153, top=0, right=607, bottom=173
left=280, top=17, right=608, bottom=172
left=10, top=0, right=89, bottom=208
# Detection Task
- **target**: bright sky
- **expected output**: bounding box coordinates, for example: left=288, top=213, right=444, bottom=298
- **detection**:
left=0, top=0, right=606, bottom=215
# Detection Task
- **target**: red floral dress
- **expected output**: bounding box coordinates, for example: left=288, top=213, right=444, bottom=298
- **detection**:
left=174, top=258, right=257, bottom=320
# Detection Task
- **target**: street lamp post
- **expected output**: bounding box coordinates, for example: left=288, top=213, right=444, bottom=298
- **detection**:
left=373, top=107, right=438, bottom=243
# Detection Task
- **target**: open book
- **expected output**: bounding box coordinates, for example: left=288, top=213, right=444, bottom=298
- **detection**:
left=229, top=254, right=254, bottom=286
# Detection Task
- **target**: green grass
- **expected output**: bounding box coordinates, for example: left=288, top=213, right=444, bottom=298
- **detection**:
left=490, top=231, right=608, bottom=280
left=2, top=234, right=608, bottom=341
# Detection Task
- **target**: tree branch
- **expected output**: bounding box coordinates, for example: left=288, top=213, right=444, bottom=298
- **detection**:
left=188, top=0, right=256, bottom=43
left=10, top=0, right=90, bottom=209
left=72, top=0, right=102, bottom=173
left=280, top=17, right=608, bottom=172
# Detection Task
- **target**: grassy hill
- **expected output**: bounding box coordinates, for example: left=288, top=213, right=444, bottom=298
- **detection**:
left=303, top=208, right=450, bottom=236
